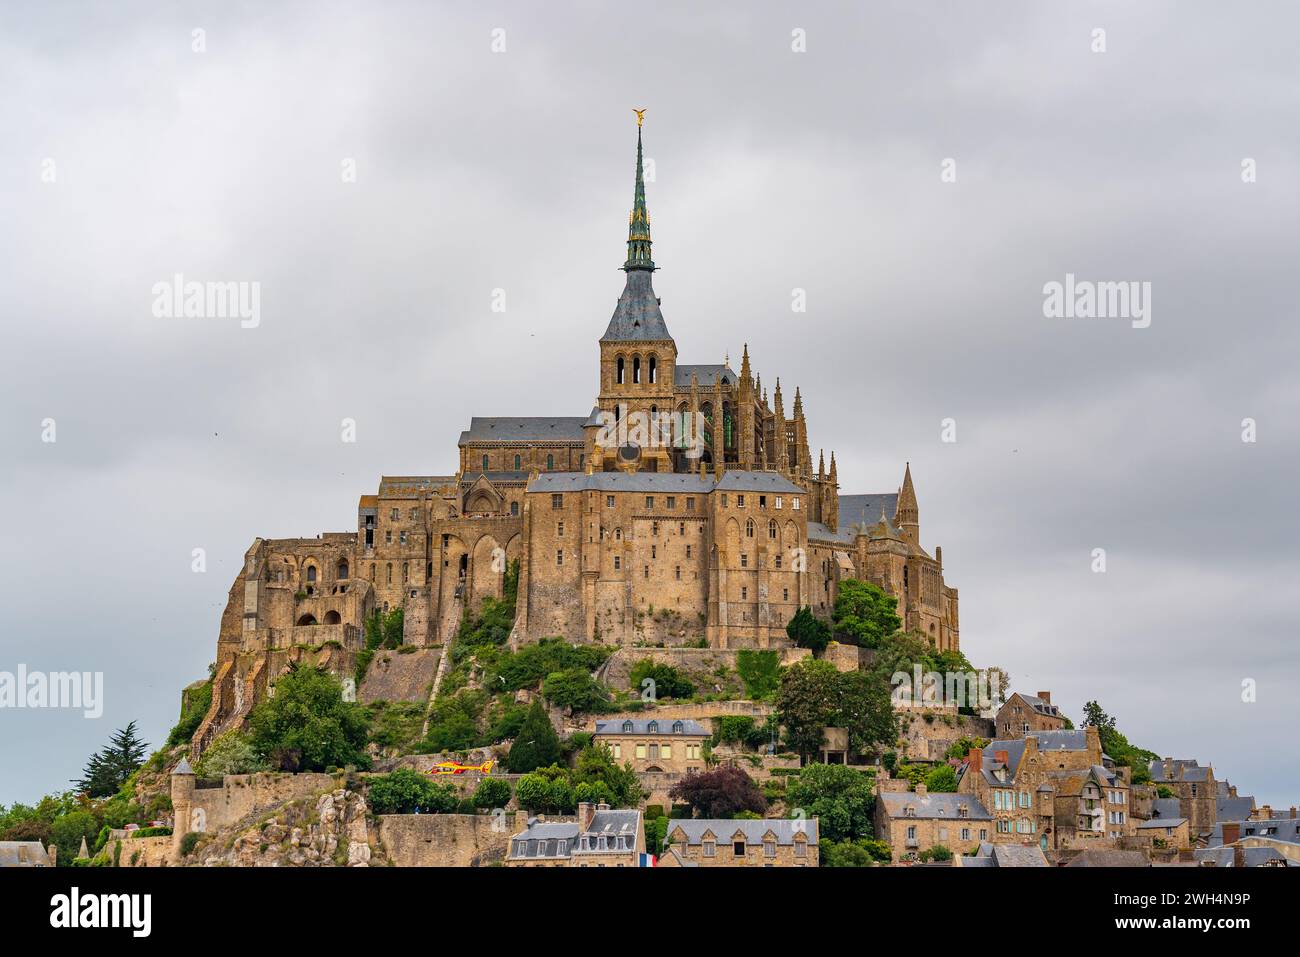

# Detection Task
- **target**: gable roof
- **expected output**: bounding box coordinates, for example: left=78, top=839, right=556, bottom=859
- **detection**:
left=458, top=417, right=587, bottom=445
left=668, top=818, right=819, bottom=846
left=528, top=472, right=715, bottom=494
left=593, top=718, right=709, bottom=737
left=879, top=792, right=991, bottom=821
left=1065, top=850, right=1150, bottom=867
left=1149, top=758, right=1212, bottom=783
left=674, top=364, right=735, bottom=388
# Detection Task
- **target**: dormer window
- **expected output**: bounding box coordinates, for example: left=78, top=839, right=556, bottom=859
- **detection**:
left=622, top=720, right=633, bottom=733
left=672, top=720, right=684, bottom=733
left=905, top=806, right=916, bottom=817
left=647, top=720, right=659, bottom=733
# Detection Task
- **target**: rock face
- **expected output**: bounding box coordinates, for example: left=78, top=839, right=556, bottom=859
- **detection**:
left=191, top=788, right=385, bottom=867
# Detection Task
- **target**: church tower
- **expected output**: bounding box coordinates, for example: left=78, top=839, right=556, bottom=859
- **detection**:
left=896, top=462, right=920, bottom=546
left=593, top=113, right=678, bottom=472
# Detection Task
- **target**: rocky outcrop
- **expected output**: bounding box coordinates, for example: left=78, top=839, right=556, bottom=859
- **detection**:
left=188, top=788, right=386, bottom=867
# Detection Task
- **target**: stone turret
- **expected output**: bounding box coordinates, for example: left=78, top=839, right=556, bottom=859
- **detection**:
left=896, top=462, right=919, bottom=546
left=171, top=756, right=196, bottom=856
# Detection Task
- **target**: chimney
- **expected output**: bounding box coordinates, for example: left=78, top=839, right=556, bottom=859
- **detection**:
left=915, top=783, right=928, bottom=796
left=1233, top=844, right=1246, bottom=868
left=1222, top=822, right=1241, bottom=845
left=1084, top=725, right=1101, bottom=757
left=514, top=809, right=530, bottom=834
left=1290, top=807, right=1297, bottom=819
left=994, top=750, right=1009, bottom=767
left=967, top=748, right=983, bottom=775
left=1036, top=691, right=1051, bottom=704
left=578, top=801, right=596, bottom=830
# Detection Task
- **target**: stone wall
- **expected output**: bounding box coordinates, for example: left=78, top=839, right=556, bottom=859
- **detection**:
left=377, top=813, right=513, bottom=867
left=115, top=835, right=173, bottom=868
left=597, top=646, right=809, bottom=696
left=188, top=772, right=338, bottom=836
left=896, top=711, right=995, bottom=762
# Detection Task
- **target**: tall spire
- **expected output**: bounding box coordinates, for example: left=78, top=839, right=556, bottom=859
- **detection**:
left=624, top=112, right=654, bottom=272
left=896, top=461, right=919, bottom=545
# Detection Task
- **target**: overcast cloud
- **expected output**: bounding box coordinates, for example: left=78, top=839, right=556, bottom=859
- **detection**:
left=1, top=0, right=1297, bottom=807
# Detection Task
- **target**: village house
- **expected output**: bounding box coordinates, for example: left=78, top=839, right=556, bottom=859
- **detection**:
left=994, top=691, right=1064, bottom=738
left=958, top=727, right=1132, bottom=851
left=591, top=718, right=708, bottom=773
left=875, top=786, right=992, bottom=863
left=1135, top=816, right=1191, bottom=850
left=659, top=818, right=819, bottom=867
left=506, top=803, right=645, bottom=868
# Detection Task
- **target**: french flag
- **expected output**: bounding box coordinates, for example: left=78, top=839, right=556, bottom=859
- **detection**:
left=638, top=853, right=657, bottom=867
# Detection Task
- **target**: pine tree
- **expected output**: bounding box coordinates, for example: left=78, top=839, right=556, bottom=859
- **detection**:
left=73, top=720, right=149, bottom=797
left=507, top=700, right=562, bottom=773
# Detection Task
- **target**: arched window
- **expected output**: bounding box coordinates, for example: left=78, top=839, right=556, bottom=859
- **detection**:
left=633, top=357, right=641, bottom=384
left=746, top=519, right=755, bottom=538
left=323, top=610, right=342, bottom=624
left=649, top=355, right=657, bottom=383
left=546, top=453, right=554, bottom=470
left=338, top=559, right=349, bottom=580
left=768, top=520, right=777, bottom=539
left=614, top=528, right=622, bottom=541
left=482, top=454, right=489, bottom=470
left=402, top=562, right=409, bottom=583
left=514, top=454, right=521, bottom=470
left=510, top=501, right=519, bottom=517
left=306, top=564, right=317, bottom=582
left=617, top=356, right=625, bottom=384
left=386, top=563, right=393, bottom=584
left=296, top=614, right=317, bottom=626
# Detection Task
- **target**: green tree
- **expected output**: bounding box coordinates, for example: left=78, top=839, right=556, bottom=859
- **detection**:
left=835, top=669, right=897, bottom=757
left=50, top=810, right=99, bottom=866
left=541, top=668, right=609, bottom=713
left=247, top=665, right=370, bottom=772
left=472, top=777, right=513, bottom=810
left=786, top=606, right=832, bottom=653
left=571, top=744, right=643, bottom=808
left=735, top=649, right=780, bottom=699
left=73, top=721, right=149, bottom=797
left=832, top=579, right=901, bottom=648
left=923, top=764, right=959, bottom=793
left=1080, top=700, right=1157, bottom=783
left=629, top=660, right=695, bottom=700
left=506, top=700, right=562, bottom=773
left=368, top=769, right=457, bottom=814
left=785, top=764, right=875, bottom=843
left=776, top=659, right=842, bottom=761
left=515, top=766, right=576, bottom=814
left=194, top=730, right=267, bottom=777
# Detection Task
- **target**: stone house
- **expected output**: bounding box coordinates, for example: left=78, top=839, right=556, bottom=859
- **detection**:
left=0, top=841, right=55, bottom=867
left=591, top=717, right=709, bottom=774
left=994, top=691, right=1064, bottom=739
left=958, top=728, right=1131, bottom=851
left=506, top=803, right=644, bottom=868
left=875, top=786, right=992, bottom=863
left=1148, top=758, right=1218, bottom=836
left=660, top=818, right=819, bottom=867
left=1135, top=817, right=1191, bottom=850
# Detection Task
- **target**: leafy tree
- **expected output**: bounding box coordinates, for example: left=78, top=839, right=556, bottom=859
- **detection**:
left=422, top=691, right=487, bottom=753
left=1080, top=700, right=1158, bottom=783
left=515, top=766, right=575, bottom=814
left=786, top=606, right=832, bottom=653
left=822, top=837, right=891, bottom=867
left=944, top=735, right=990, bottom=762
left=194, top=730, right=267, bottom=777
left=50, top=810, right=99, bottom=865
left=542, top=668, right=609, bottom=713
left=367, top=768, right=457, bottom=814
left=507, top=701, right=563, bottom=773
left=919, top=844, right=953, bottom=862
left=832, top=579, right=901, bottom=647
left=785, top=763, right=875, bottom=843
left=923, top=764, right=959, bottom=793
left=668, top=766, right=766, bottom=818
left=247, top=664, right=370, bottom=771
left=629, top=660, right=695, bottom=700
left=472, top=777, right=513, bottom=810
left=487, top=638, right=612, bottom=692
left=571, top=744, right=643, bottom=808
left=645, top=815, right=669, bottom=855
left=776, top=660, right=896, bottom=763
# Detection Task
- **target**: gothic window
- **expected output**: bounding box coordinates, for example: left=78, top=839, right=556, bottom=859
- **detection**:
left=402, top=562, right=409, bottom=583
left=338, top=559, right=348, bottom=580
left=514, top=454, right=521, bottom=470
left=649, top=355, right=657, bottom=383
left=769, top=520, right=777, bottom=539
left=386, top=563, right=393, bottom=584
left=746, top=519, right=755, bottom=538
left=482, top=454, right=489, bottom=470
left=633, top=357, right=641, bottom=384
left=510, top=501, right=519, bottom=517
left=617, top=356, right=625, bottom=384
left=306, top=564, right=317, bottom=582
left=547, top=454, right=554, bottom=470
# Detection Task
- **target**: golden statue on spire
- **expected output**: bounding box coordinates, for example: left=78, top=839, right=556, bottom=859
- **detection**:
left=633, top=108, right=647, bottom=128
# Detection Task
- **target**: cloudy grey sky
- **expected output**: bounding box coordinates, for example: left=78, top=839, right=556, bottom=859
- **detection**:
left=2, top=0, right=1297, bottom=807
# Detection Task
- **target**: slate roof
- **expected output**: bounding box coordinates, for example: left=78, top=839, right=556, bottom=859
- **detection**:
left=674, top=364, right=736, bottom=388
left=602, top=269, right=672, bottom=342
left=1151, top=798, right=1183, bottom=819
left=593, top=718, right=709, bottom=737
left=1137, top=817, right=1187, bottom=830
left=584, top=809, right=641, bottom=842
left=458, top=417, right=587, bottom=445
left=715, top=471, right=805, bottom=494
left=838, top=493, right=898, bottom=530
left=1216, top=796, right=1256, bottom=822
left=528, top=472, right=715, bottom=494
left=968, top=842, right=1049, bottom=867
left=668, top=818, right=819, bottom=846
left=1149, top=758, right=1211, bottom=783
left=1208, top=818, right=1300, bottom=847
left=977, top=730, right=1091, bottom=786
left=460, top=471, right=530, bottom=484
left=1012, top=693, right=1061, bottom=718
left=0, top=841, right=52, bottom=867
left=1194, top=846, right=1297, bottom=868
left=879, top=792, right=992, bottom=821
left=508, top=809, right=643, bottom=860
left=1065, top=850, right=1150, bottom=867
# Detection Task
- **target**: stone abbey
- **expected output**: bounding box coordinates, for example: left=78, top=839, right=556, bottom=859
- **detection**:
left=193, top=122, right=960, bottom=754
